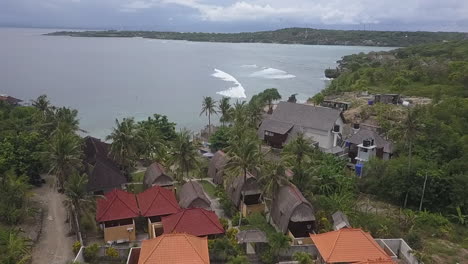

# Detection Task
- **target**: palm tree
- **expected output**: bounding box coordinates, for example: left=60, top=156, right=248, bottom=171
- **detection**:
left=218, top=97, right=232, bottom=126
left=261, top=88, right=281, bottom=113
left=32, top=94, right=50, bottom=116
left=170, top=130, right=199, bottom=183
left=282, top=133, right=316, bottom=186
left=402, top=107, right=421, bottom=208
left=0, top=228, right=31, bottom=264
left=136, top=126, right=166, bottom=163
left=200, top=96, right=217, bottom=137
left=260, top=161, right=290, bottom=222
left=47, top=131, right=82, bottom=190
left=106, top=118, right=137, bottom=176
left=269, top=232, right=291, bottom=262
left=53, top=107, right=80, bottom=133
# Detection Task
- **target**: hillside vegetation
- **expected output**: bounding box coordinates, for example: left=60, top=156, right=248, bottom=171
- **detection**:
left=46, top=27, right=468, bottom=47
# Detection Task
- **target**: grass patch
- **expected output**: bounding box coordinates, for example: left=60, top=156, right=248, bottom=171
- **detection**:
left=132, top=171, right=145, bottom=183
left=199, top=180, right=216, bottom=198
left=127, top=183, right=145, bottom=194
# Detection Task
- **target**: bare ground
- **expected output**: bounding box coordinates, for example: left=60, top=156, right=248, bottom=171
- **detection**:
left=31, top=175, right=75, bottom=264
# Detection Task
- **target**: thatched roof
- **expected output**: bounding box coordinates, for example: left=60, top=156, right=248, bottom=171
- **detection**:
left=86, top=156, right=127, bottom=193
left=271, top=184, right=315, bottom=234
left=143, top=162, right=174, bottom=188
left=236, top=229, right=267, bottom=244
left=208, top=151, right=227, bottom=185
left=332, top=211, right=351, bottom=230
left=226, top=172, right=262, bottom=207
left=347, top=128, right=393, bottom=153
left=83, top=136, right=111, bottom=165
left=179, top=181, right=211, bottom=210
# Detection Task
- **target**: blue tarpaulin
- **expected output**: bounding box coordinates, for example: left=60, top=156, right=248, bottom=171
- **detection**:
left=356, top=163, right=363, bottom=177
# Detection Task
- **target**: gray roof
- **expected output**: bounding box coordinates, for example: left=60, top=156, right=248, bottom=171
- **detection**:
left=347, top=128, right=393, bottom=153
left=332, top=211, right=351, bottom=230
left=143, top=162, right=174, bottom=188
left=236, top=229, right=267, bottom=244
left=227, top=172, right=262, bottom=207
left=271, top=184, right=315, bottom=234
left=259, top=102, right=342, bottom=138
left=179, top=180, right=211, bottom=210
left=208, top=151, right=228, bottom=185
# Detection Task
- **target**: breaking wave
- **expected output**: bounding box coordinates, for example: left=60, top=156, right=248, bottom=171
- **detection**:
left=250, top=68, right=296, bottom=79
left=212, top=69, right=247, bottom=98
left=241, top=64, right=259, bottom=68
left=320, top=77, right=333, bottom=81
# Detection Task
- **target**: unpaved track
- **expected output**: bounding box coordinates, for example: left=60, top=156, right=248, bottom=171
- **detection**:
left=31, top=176, right=75, bottom=264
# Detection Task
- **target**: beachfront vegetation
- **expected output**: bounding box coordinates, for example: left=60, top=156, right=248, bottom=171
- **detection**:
left=46, top=28, right=467, bottom=47
left=200, top=96, right=217, bottom=137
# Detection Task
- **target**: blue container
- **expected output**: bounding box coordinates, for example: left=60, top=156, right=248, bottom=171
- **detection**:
left=368, top=100, right=374, bottom=105
left=355, top=163, right=364, bottom=177
left=345, top=141, right=351, bottom=147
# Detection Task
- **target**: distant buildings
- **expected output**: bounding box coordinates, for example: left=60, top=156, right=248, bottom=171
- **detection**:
left=0, top=94, right=22, bottom=106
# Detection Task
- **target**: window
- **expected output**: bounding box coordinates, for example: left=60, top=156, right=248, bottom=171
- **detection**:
left=362, top=148, right=368, bottom=153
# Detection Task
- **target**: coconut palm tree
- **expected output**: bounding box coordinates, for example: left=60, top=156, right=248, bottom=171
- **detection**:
left=47, top=131, right=82, bottom=190
left=260, top=161, right=291, bottom=222
left=402, top=107, right=421, bottom=208
left=32, top=94, right=50, bottom=116
left=200, top=96, right=217, bottom=137
left=106, top=118, right=138, bottom=176
left=136, top=126, right=166, bottom=164
left=0, top=228, right=31, bottom=264
left=170, top=130, right=199, bottom=183
left=282, top=133, right=316, bottom=186
left=218, top=97, right=232, bottom=126
left=53, top=107, right=80, bottom=134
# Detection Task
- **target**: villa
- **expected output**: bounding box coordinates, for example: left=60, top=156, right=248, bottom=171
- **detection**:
left=143, top=162, right=175, bottom=191
left=227, top=172, right=265, bottom=217
left=179, top=180, right=211, bottom=210
left=208, top=150, right=228, bottom=185
left=162, top=208, right=224, bottom=238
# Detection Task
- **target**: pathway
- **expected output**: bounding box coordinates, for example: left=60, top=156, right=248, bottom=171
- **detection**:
left=31, top=175, right=75, bottom=264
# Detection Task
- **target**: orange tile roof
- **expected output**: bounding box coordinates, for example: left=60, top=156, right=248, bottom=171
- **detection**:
left=310, top=228, right=394, bottom=264
left=138, top=233, right=210, bottom=264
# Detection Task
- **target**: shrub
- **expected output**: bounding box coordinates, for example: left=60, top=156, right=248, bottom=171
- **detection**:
left=405, top=231, right=423, bottom=250
left=219, top=218, right=229, bottom=230
left=105, top=247, right=119, bottom=258
left=72, top=241, right=81, bottom=255
left=83, top=243, right=99, bottom=263
left=226, top=228, right=238, bottom=242
left=231, top=212, right=248, bottom=226
left=293, top=251, right=314, bottom=264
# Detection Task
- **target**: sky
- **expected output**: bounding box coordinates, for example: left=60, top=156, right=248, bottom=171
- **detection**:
left=1, top=0, right=468, bottom=32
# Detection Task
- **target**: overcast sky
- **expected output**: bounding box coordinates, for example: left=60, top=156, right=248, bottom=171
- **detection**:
left=1, top=0, right=468, bottom=32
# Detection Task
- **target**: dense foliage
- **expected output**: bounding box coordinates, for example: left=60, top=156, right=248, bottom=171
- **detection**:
left=47, top=28, right=467, bottom=47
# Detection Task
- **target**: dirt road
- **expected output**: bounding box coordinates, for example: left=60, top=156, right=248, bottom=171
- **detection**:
left=31, top=176, right=75, bottom=264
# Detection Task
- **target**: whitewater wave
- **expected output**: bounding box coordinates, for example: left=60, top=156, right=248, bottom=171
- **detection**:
left=250, top=68, right=296, bottom=79
left=320, top=77, right=333, bottom=81
left=212, top=69, right=247, bottom=98
left=241, top=64, right=259, bottom=68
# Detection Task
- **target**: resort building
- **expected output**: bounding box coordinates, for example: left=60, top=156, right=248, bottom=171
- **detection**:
left=258, top=101, right=344, bottom=153
left=227, top=172, right=265, bottom=217
left=310, top=228, right=395, bottom=264
left=143, top=162, right=175, bottom=191
left=134, top=233, right=210, bottom=264
left=208, top=150, right=228, bottom=185
left=271, top=184, right=316, bottom=245
left=96, top=189, right=139, bottom=244
left=346, top=128, right=393, bottom=164
left=179, top=180, right=211, bottom=210
left=162, top=208, right=224, bottom=238
left=136, top=185, right=180, bottom=239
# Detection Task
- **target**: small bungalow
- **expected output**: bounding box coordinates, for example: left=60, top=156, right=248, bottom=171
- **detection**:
left=374, top=94, right=401, bottom=105
left=136, top=186, right=180, bottom=239
left=227, top=172, right=265, bottom=217
left=135, top=233, right=210, bottom=264
left=96, top=189, right=139, bottom=243
left=83, top=136, right=126, bottom=195
left=321, top=99, right=351, bottom=111
left=208, top=150, right=227, bottom=185
left=271, top=184, right=316, bottom=245
left=332, top=211, right=351, bottom=230
left=162, top=208, right=224, bottom=238
left=143, top=162, right=175, bottom=191
left=310, top=228, right=394, bottom=264
left=236, top=229, right=268, bottom=256
left=179, top=180, right=211, bottom=210
left=258, top=101, right=344, bottom=153
left=346, top=128, right=393, bottom=164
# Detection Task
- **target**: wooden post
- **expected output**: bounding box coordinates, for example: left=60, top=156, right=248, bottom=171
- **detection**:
left=419, top=172, right=428, bottom=211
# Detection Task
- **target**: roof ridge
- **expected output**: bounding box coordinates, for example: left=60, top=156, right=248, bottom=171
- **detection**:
left=360, top=229, right=392, bottom=260
left=141, top=235, right=166, bottom=264
left=200, top=208, right=224, bottom=232
left=115, top=189, right=139, bottom=215
left=168, top=210, right=186, bottom=233
left=97, top=189, right=118, bottom=221
left=145, top=187, right=162, bottom=215
left=158, top=186, right=180, bottom=209
left=183, top=233, right=209, bottom=264
left=326, top=229, right=343, bottom=262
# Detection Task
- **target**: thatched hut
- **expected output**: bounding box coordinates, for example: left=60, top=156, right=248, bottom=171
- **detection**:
left=143, top=162, right=175, bottom=190
left=179, top=180, right=211, bottom=210
left=208, top=151, right=227, bottom=185
left=226, top=172, right=264, bottom=217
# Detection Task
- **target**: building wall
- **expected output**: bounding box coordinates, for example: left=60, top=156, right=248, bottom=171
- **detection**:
left=148, top=219, right=164, bottom=239
left=241, top=202, right=265, bottom=217
left=103, top=220, right=136, bottom=243
left=376, top=239, right=421, bottom=264
left=303, top=117, right=344, bottom=150
left=288, top=230, right=313, bottom=245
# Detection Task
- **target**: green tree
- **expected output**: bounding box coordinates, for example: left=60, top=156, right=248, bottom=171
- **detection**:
left=261, top=88, right=281, bottom=113
left=47, top=131, right=82, bottom=189
left=310, top=93, right=325, bottom=106
left=136, top=125, right=166, bottom=164
left=137, top=114, right=176, bottom=142
left=32, top=94, right=51, bottom=117
left=209, top=126, right=231, bottom=152
left=0, top=228, right=31, bottom=264
left=268, top=232, right=291, bottom=262
left=53, top=107, right=80, bottom=134
left=260, top=161, right=290, bottom=222
left=0, top=171, right=31, bottom=225
left=200, top=96, right=217, bottom=137
left=227, top=255, right=249, bottom=264
left=170, top=130, right=199, bottom=183
left=218, top=97, right=232, bottom=126
left=283, top=133, right=316, bottom=187
left=106, top=118, right=137, bottom=176
left=293, top=251, right=314, bottom=264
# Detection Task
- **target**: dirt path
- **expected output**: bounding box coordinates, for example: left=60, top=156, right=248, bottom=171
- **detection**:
left=31, top=176, right=75, bottom=264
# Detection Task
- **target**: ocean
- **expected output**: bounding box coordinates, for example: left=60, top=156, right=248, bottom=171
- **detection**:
left=0, top=28, right=392, bottom=139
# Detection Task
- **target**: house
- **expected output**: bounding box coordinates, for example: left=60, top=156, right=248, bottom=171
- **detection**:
left=271, top=184, right=316, bottom=245
left=162, top=208, right=224, bottom=238
left=236, top=229, right=268, bottom=256
left=346, top=128, right=393, bottom=164
left=332, top=211, right=351, bottom=230
left=179, top=180, right=211, bottom=210
left=321, top=99, right=351, bottom=111
left=136, top=233, right=210, bottom=264
left=310, top=228, right=394, bottom=264
left=374, top=94, right=401, bottom=105
left=83, top=136, right=127, bottom=195
left=0, top=94, right=22, bottom=105
left=258, top=101, right=344, bottom=152
left=96, top=189, right=139, bottom=243
left=136, top=185, right=180, bottom=239
left=208, top=150, right=227, bottom=185
left=143, top=162, right=175, bottom=191
left=227, top=172, right=265, bottom=217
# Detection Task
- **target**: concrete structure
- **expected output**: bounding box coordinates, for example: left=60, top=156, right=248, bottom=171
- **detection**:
left=347, top=128, right=393, bottom=164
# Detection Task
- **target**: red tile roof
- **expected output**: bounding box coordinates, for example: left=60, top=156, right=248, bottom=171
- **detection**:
left=310, top=228, right=394, bottom=264
left=96, top=189, right=139, bottom=222
left=137, top=185, right=180, bottom=217
left=138, top=233, right=210, bottom=264
left=162, top=208, right=224, bottom=237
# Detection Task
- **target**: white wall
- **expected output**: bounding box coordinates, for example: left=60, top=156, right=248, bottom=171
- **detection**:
left=303, top=117, right=344, bottom=149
